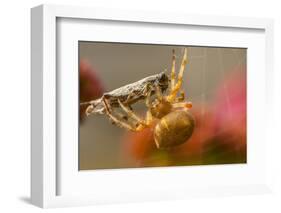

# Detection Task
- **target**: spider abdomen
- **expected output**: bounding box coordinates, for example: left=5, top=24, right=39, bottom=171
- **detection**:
left=154, top=110, right=195, bottom=149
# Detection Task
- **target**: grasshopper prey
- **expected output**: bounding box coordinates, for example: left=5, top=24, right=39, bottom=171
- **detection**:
left=80, top=71, right=169, bottom=116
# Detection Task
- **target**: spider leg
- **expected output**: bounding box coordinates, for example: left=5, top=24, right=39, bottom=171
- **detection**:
left=102, top=97, right=137, bottom=131
left=167, top=48, right=188, bottom=103
left=170, top=49, right=176, bottom=90
left=172, top=101, right=192, bottom=109
left=175, top=90, right=185, bottom=102
left=144, top=111, right=154, bottom=128
left=145, top=85, right=152, bottom=108
left=155, top=84, right=164, bottom=101
left=145, top=87, right=154, bottom=125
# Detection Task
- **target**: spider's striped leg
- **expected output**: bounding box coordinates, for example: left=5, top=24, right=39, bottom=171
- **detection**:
left=175, top=90, right=185, bottom=102
left=170, top=49, right=176, bottom=90
left=167, top=48, right=188, bottom=103
left=155, top=84, right=164, bottom=101
left=144, top=86, right=154, bottom=125
left=172, top=101, right=192, bottom=109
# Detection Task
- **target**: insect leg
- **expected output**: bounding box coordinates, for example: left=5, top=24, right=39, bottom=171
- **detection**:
left=123, top=92, right=135, bottom=105
left=85, top=104, right=94, bottom=116
left=117, top=99, right=147, bottom=126
left=81, top=99, right=103, bottom=116
left=102, top=97, right=137, bottom=131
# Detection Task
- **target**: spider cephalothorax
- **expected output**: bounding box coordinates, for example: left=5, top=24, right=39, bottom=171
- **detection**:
left=101, top=48, right=194, bottom=149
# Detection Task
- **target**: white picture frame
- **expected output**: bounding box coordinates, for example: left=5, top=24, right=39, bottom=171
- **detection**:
left=31, top=4, right=274, bottom=208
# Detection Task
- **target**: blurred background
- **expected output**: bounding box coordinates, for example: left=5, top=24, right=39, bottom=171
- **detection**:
left=79, top=42, right=246, bottom=170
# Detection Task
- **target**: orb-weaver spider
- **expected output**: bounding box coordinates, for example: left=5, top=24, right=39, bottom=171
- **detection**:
left=102, top=48, right=194, bottom=149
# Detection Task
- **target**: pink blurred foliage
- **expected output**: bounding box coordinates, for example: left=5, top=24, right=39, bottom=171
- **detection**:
left=213, top=65, right=246, bottom=136
left=121, top=65, right=247, bottom=166
left=203, top=65, right=247, bottom=163
left=79, top=60, right=104, bottom=121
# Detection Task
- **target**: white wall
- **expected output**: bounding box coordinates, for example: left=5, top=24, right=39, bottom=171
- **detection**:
left=0, top=0, right=280, bottom=212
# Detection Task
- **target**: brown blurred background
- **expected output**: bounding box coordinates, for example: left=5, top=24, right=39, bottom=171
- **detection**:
left=79, top=42, right=246, bottom=170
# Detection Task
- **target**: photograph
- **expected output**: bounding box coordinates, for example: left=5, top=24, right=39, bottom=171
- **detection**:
left=79, top=42, right=247, bottom=170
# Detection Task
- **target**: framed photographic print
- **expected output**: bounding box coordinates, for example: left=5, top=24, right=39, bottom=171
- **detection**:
left=31, top=4, right=274, bottom=208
